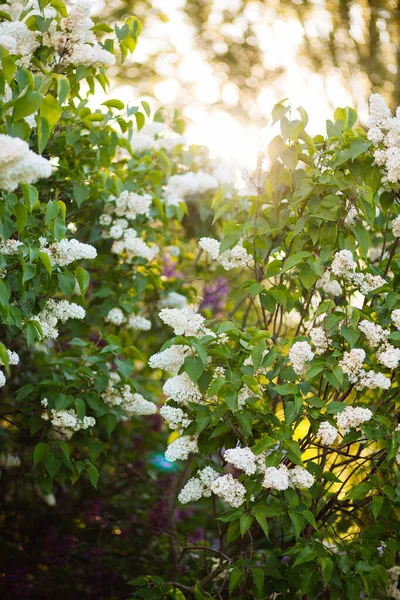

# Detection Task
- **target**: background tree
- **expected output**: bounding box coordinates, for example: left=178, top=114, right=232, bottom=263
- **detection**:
left=101, top=0, right=400, bottom=121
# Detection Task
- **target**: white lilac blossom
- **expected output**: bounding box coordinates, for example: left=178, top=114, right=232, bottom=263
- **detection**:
left=158, top=307, right=206, bottom=337
left=335, top=406, right=373, bottom=435
left=124, top=393, right=157, bottom=416
left=0, top=348, right=19, bottom=389
left=356, top=273, right=387, bottom=295
left=391, top=309, right=400, bottom=330
left=0, top=239, right=24, bottom=255
left=344, top=206, right=358, bottom=226
left=0, top=453, right=21, bottom=469
left=165, top=435, right=198, bottom=462
left=238, top=385, right=253, bottom=410
left=163, top=373, right=203, bottom=404
left=110, top=229, right=159, bottom=263
left=339, top=348, right=365, bottom=383
left=317, top=421, right=339, bottom=445
left=101, top=381, right=157, bottom=416
left=199, top=237, right=252, bottom=270
left=178, top=477, right=204, bottom=503
left=213, top=366, right=226, bottom=378
left=129, top=122, right=186, bottom=154
left=0, top=134, right=52, bottom=192
left=178, top=467, right=219, bottom=504
left=310, top=327, right=331, bottom=355
left=377, top=343, right=400, bottom=369
left=0, top=349, right=19, bottom=366
left=35, top=299, right=85, bottom=339
left=386, top=566, right=400, bottom=600
left=164, top=171, right=218, bottom=207
left=159, top=292, right=188, bottom=309
left=59, top=1, right=115, bottom=68
left=210, top=474, right=246, bottom=507
left=368, top=94, right=400, bottom=183
left=40, top=238, right=97, bottom=267
left=331, top=250, right=356, bottom=277
left=262, top=465, right=290, bottom=491
left=392, top=215, right=400, bottom=237
left=65, top=44, right=116, bottom=68
left=288, top=467, right=315, bottom=489
left=224, top=447, right=257, bottom=475
left=102, top=190, right=152, bottom=222
left=0, top=21, right=39, bottom=66
left=149, top=345, right=190, bottom=374
left=358, top=320, right=389, bottom=347
left=317, top=272, right=343, bottom=296
left=159, top=405, right=192, bottom=431
left=289, top=341, right=314, bottom=375
left=105, top=308, right=125, bottom=326
left=127, top=315, right=151, bottom=331
left=129, top=122, right=165, bottom=153
left=368, top=93, right=391, bottom=129
left=41, top=404, right=95, bottom=433
left=354, top=369, right=391, bottom=391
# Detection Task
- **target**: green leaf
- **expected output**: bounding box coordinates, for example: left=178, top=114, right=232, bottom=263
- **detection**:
left=326, top=401, right=345, bottom=415
left=302, top=509, right=318, bottom=529
left=104, top=413, right=117, bottom=437
left=26, top=321, right=42, bottom=346
left=350, top=137, right=370, bottom=160
left=72, top=183, right=89, bottom=207
left=21, top=261, right=36, bottom=284
left=194, top=584, right=214, bottom=600
left=54, top=74, right=70, bottom=103
left=34, top=442, right=49, bottom=466
left=135, top=111, right=145, bottom=131
left=74, top=398, right=86, bottom=421
left=184, top=356, right=204, bottom=383
left=294, top=546, right=317, bottom=567
left=252, top=567, right=264, bottom=594
left=229, top=568, right=244, bottom=596
left=219, top=232, right=241, bottom=254
left=39, top=251, right=52, bottom=275
left=102, top=99, right=125, bottom=110
left=15, top=204, right=27, bottom=234
left=239, top=514, right=253, bottom=537
left=86, top=462, right=99, bottom=489
left=320, top=557, right=334, bottom=585
left=87, top=440, right=103, bottom=461
left=45, top=200, right=60, bottom=223
left=340, top=325, right=360, bottom=348
left=252, top=436, right=276, bottom=455
left=44, top=452, right=61, bottom=478
left=21, top=184, right=39, bottom=211
left=115, top=358, right=134, bottom=379
left=0, top=342, right=8, bottom=369
left=41, top=93, right=62, bottom=129
left=57, top=271, right=76, bottom=295
left=284, top=440, right=303, bottom=465
left=75, top=266, right=90, bottom=296
left=13, top=90, right=43, bottom=121
left=0, top=279, right=10, bottom=307
left=255, top=514, right=269, bottom=538
left=290, top=513, right=304, bottom=538
left=370, top=495, right=384, bottom=520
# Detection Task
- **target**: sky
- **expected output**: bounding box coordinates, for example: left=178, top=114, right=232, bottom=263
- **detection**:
left=91, top=0, right=369, bottom=169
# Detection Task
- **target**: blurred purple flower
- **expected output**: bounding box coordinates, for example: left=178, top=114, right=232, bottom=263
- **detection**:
left=200, top=278, right=229, bottom=313
left=162, top=256, right=183, bottom=279
left=189, top=527, right=205, bottom=543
